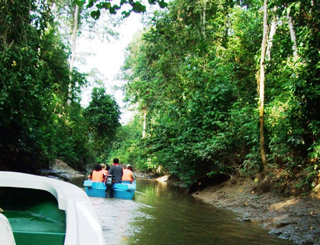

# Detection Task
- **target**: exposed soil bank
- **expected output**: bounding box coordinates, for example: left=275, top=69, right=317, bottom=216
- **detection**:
left=192, top=176, right=320, bottom=245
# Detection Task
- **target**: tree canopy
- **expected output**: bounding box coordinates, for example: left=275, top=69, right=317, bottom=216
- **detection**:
left=1, top=0, right=319, bottom=194
left=85, top=87, right=121, bottom=160
left=119, top=0, right=320, bottom=189
left=0, top=0, right=122, bottom=171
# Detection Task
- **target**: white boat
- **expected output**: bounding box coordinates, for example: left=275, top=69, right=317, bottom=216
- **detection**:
left=0, top=171, right=105, bottom=245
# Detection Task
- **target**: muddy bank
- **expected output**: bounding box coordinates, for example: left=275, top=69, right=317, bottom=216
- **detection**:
left=192, top=176, right=320, bottom=245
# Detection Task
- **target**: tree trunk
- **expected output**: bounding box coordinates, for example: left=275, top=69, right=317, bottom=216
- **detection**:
left=142, top=109, right=147, bottom=139
left=286, top=6, right=298, bottom=59
left=201, top=0, right=207, bottom=38
left=258, top=0, right=268, bottom=169
left=68, top=4, right=79, bottom=103
left=70, top=4, right=79, bottom=73
left=266, top=7, right=277, bottom=61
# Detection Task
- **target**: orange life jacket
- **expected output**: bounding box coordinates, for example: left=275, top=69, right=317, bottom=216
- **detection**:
left=91, top=170, right=105, bottom=182
left=122, top=169, right=134, bottom=182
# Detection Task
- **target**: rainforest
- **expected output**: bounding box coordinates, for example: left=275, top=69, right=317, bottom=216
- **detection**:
left=0, top=0, right=319, bottom=195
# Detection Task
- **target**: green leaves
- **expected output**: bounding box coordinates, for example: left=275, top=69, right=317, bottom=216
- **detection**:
left=1, top=0, right=318, bottom=189
left=86, top=0, right=97, bottom=8
left=90, top=10, right=100, bottom=19
left=158, top=0, right=167, bottom=8
left=0, top=0, right=93, bottom=171
left=120, top=0, right=318, bottom=187
left=132, top=1, right=146, bottom=13
left=84, top=87, right=121, bottom=158
left=86, top=0, right=168, bottom=18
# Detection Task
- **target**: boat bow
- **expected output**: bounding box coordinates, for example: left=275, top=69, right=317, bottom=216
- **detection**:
left=0, top=171, right=105, bottom=245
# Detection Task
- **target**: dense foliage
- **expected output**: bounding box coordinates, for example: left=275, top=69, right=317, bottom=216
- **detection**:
left=121, top=0, right=320, bottom=188
left=108, top=114, right=151, bottom=169
left=0, top=0, right=121, bottom=171
left=1, top=0, right=319, bottom=192
left=84, top=87, right=121, bottom=161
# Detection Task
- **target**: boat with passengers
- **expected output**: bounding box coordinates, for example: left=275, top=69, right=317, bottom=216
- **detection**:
left=84, top=161, right=136, bottom=200
left=83, top=177, right=136, bottom=200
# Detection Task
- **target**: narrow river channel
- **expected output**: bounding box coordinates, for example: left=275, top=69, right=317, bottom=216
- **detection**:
left=76, top=178, right=292, bottom=245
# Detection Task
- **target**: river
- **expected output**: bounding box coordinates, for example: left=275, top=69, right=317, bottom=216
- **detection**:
left=74, top=178, right=292, bottom=245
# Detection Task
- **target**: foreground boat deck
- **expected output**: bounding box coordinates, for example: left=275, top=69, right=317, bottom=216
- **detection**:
left=1, top=188, right=66, bottom=245
left=0, top=171, right=105, bottom=245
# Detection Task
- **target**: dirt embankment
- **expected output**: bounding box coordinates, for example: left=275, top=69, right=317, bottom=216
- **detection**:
left=192, top=176, right=320, bottom=245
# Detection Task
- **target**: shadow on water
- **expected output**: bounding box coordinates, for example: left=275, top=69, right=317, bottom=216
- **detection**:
left=78, top=178, right=292, bottom=245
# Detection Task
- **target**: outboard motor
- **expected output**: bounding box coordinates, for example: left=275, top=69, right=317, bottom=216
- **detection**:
left=105, top=174, right=113, bottom=198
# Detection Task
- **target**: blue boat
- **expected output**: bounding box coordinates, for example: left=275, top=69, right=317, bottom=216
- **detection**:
left=83, top=180, right=136, bottom=200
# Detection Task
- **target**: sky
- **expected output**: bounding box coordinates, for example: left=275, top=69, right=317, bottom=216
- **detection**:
left=76, top=12, right=145, bottom=124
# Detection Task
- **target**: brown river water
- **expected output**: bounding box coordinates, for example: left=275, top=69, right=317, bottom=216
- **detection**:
left=73, top=178, right=292, bottom=245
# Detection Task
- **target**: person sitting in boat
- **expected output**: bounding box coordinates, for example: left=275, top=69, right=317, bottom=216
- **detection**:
left=100, top=163, right=108, bottom=176
left=89, top=164, right=105, bottom=182
left=127, top=164, right=136, bottom=177
left=122, top=164, right=135, bottom=183
left=109, top=158, right=123, bottom=183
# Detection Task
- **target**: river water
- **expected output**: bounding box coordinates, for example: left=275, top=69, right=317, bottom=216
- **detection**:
left=76, top=178, right=292, bottom=245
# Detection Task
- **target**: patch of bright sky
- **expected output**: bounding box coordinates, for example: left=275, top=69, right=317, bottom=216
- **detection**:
left=76, top=11, right=144, bottom=125
left=76, top=0, right=164, bottom=125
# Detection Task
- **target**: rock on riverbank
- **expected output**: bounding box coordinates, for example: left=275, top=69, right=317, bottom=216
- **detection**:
left=40, top=159, right=85, bottom=181
left=192, top=176, right=320, bottom=245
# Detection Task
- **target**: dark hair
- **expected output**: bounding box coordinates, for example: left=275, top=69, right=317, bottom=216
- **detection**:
left=94, top=164, right=102, bottom=171
left=113, top=158, right=119, bottom=164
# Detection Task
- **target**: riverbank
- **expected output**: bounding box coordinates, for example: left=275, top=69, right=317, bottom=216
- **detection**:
left=190, top=176, right=320, bottom=245
left=39, top=159, right=85, bottom=180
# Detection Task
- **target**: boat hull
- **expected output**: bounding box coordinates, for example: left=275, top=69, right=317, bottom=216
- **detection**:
left=0, top=171, right=105, bottom=245
left=83, top=180, right=136, bottom=200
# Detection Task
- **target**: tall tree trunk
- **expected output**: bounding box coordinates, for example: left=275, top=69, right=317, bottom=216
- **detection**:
left=266, top=7, right=278, bottom=61
left=142, top=108, right=147, bottom=139
left=68, top=4, right=79, bottom=103
left=70, top=4, right=79, bottom=73
left=258, top=0, right=268, bottom=169
left=286, top=6, right=298, bottom=59
left=201, top=0, right=207, bottom=38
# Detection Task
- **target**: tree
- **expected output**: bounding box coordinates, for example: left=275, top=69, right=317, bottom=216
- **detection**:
left=84, top=87, right=121, bottom=159
left=122, top=0, right=259, bottom=183
left=0, top=0, right=60, bottom=170
left=257, top=0, right=268, bottom=169
left=0, top=0, right=93, bottom=171
left=108, top=114, right=145, bottom=169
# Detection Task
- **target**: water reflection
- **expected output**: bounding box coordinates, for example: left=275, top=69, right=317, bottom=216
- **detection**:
left=82, top=178, right=292, bottom=245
